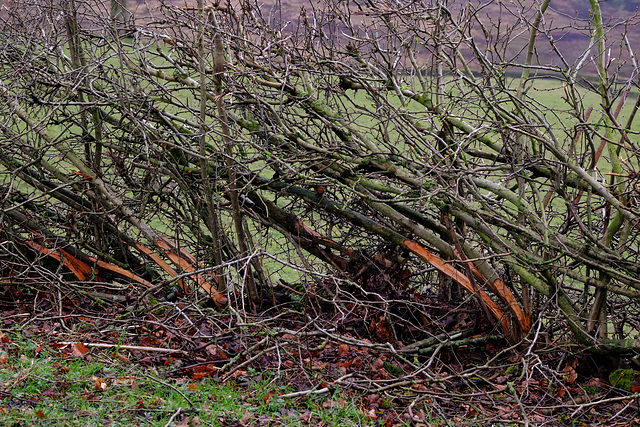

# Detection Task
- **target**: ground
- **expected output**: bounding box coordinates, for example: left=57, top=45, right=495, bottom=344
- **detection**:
left=1, top=286, right=639, bottom=426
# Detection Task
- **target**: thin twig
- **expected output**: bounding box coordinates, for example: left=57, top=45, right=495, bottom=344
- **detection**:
left=141, top=372, right=195, bottom=409
left=221, top=345, right=278, bottom=381
left=279, top=387, right=331, bottom=399
left=163, top=407, right=182, bottom=427
left=57, top=342, right=189, bottom=355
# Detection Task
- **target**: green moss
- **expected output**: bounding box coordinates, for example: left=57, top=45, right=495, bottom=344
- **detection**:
left=504, top=366, right=518, bottom=376
left=308, top=98, right=342, bottom=119
left=609, top=368, right=640, bottom=391
left=382, top=361, right=403, bottom=377
left=236, top=117, right=260, bottom=132
left=379, top=397, right=393, bottom=410
left=584, top=386, right=600, bottom=395
left=411, top=93, right=434, bottom=110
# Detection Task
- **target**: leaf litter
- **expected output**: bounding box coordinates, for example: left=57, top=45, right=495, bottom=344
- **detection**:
left=0, top=285, right=639, bottom=425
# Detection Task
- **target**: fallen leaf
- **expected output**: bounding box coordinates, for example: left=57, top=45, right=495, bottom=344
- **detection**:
left=238, top=411, right=253, bottom=427
left=300, top=411, right=313, bottom=423
left=70, top=343, right=90, bottom=358
left=42, top=388, right=60, bottom=398
left=322, top=399, right=337, bottom=409
left=191, top=364, right=219, bottom=380
left=92, top=375, right=108, bottom=392
left=263, top=390, right=275, bottom=405
left=311, top=361, right=328, bottom=370
left=205, top=344, right=228, bottom=360
left=561, top=365, right=577, bottom=384
left=363, top=408, right=377, bottom=421
left=35, top=410, right=45, bottom=418
left=337, top=344, right=350, bottom=357
left=366, top=394, right=381, bottom=409
left=112, top=351, right=129, bottom=363
left=372, top=357, right=384, bottom=370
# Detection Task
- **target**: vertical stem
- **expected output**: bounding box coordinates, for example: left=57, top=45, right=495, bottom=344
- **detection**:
left=64, top=0, right=90, bottom=163
left=210, top=15, right=259, bottom=306
left=110, top=0, right=131, bottom=29
left=198, top=2, right=227, bottom=295
left=65, top=0, right=106, bottom=248
left=587, top=0, right=621, bottom=339
left=516, top=0, right=550, bottom=101
left=514, top=0, right=551, bottom=318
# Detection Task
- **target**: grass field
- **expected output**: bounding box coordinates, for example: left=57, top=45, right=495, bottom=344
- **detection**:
left=0, top=330, right=381, bottom=426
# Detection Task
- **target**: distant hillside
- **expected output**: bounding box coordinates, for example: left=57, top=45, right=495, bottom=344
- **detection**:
left=121, top=0, right=639, bottom=77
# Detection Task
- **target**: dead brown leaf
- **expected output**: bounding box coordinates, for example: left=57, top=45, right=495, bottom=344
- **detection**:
left=70, top=342, right=90, bottom=358
left=263, top=390, right=275, bottom=405
left=205, top=344, right=228, bottom=361
left=239, top=411, right=253, bottom=426
left=42, top=388, right=60, bottom=399
left=112, top=351, right=129, bottom=363
left=561, top=365, right=578, bottom=384
left=114, top=376, right=138, bottom=391
left=337, top=343, right=350, bottom=357
left=191, top=364, right=219, bottom=380
left=300, top=411, right=313, bottom=423
left=366, top=394, right=381, bottom=409
left=322, top=399, right=337, bottom=409
left=311, top=360, right=328, bottom=370
left=92, top=375, right=107, bottom=392
left=372, top=357, right=384, bottom=370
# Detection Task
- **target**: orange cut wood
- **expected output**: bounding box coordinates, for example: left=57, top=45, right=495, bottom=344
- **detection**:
left=134, top=243, right=188, bottom=294
left=24, top=240, right=89, bottom=281
left=403, top=239, right=511, bottom=334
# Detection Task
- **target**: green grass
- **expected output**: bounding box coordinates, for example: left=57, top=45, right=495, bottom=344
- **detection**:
left=0, top=330, right=380, bottom=426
